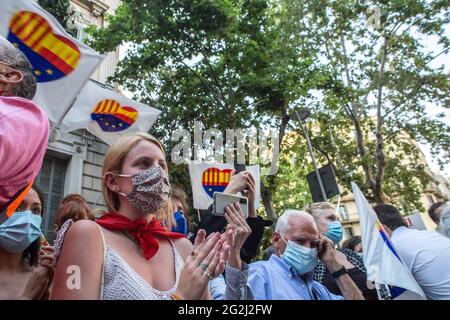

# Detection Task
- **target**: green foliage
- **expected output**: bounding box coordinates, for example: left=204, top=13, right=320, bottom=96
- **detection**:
left=87, top=0, right=449, bottom=228
left=38, top=0, right=76, bottom=35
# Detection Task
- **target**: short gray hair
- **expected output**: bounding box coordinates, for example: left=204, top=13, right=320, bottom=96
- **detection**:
left=0, top=36, right=36, bottom=99
left=275, top=209, right=314, bottom=237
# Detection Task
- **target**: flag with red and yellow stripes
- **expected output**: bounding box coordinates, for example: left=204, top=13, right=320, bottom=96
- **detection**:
left=189, top=163, right=261, bottom=210
left=0, top=0, right=102, bottom=123
left=60, top=81, right=161, bottom=145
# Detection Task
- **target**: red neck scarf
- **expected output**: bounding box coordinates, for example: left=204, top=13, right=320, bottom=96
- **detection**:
left=96, top=212, right=185, bottom=260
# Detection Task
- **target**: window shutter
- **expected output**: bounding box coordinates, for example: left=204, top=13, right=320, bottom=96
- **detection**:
left=35, top=156, right=66, bottom=244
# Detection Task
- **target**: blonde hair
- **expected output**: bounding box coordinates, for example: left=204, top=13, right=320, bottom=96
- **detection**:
left=305, top=202, right=336, bottom=220
left=102, top=132, right=175, bottom=228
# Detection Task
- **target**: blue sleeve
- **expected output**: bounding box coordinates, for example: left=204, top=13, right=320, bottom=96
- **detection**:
left=209, top=274, right=226, bottom=300
left=224, top=263, right=254, bottom=300
left=247, top=264, right=269, bottom=300
left=314, top=282, right=344, bottom=300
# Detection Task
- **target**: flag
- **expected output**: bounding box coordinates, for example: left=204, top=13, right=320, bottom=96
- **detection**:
left=188, top=162, right=261, bottom=210
left=0, top=0, right=103, bottom=123
left=60, top=81, right=161, bottom=145
left=351, top=182, right=426, bottom=300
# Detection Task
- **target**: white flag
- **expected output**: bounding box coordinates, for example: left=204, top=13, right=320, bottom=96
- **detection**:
left=188, top=162, right=261, bottom=210
left=351, top=182, right=426, bottom=300
left=0, top=0, right=103, bottom=123
left=60, top=81, right=161, bottom=145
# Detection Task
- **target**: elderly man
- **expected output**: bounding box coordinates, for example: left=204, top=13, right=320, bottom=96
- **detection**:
left=247, top=210, right=364, bottom=300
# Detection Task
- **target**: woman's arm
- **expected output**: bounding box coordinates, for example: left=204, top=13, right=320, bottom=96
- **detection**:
left=50, top=220, right=103, bottom=300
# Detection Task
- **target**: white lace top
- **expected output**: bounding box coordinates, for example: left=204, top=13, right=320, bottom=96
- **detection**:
left=97, top=225, right=184, bottom=300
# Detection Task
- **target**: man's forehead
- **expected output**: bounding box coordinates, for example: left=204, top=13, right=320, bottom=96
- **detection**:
left=287, top=227, right=318, bottom=240
left=286, top=217, right=318, bottom=239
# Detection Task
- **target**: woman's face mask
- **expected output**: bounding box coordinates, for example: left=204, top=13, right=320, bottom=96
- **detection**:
left=325, top=221, right=344, bottom=245
left=281, top=237, right=318, bottom=276
left=116, top=165, right=171, bottom=214
left=0, top=210, right=42, bottom=253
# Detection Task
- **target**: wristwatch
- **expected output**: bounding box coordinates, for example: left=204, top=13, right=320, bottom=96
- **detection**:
left=331, top=266, right=348, bottom=279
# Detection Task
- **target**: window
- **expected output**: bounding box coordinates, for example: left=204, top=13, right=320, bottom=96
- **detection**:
left=35, top=156, right=67, bottom=244
left=337, top=205, right=349, bottom=221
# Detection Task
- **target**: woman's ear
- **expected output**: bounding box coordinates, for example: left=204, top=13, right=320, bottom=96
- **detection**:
left=104, top=172, right=120, bottom=193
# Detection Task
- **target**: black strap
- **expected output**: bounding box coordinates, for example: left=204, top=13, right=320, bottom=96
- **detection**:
left=331, top=266, right=348, bottom=279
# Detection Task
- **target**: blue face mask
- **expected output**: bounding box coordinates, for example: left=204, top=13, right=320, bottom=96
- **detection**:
left=0, top=211, right=42, bottom=253
left=171, top=211, right=188, bottom=236
left=326, top=221, right=343, bottom=245
left=281, top=238, right=318, bottom=276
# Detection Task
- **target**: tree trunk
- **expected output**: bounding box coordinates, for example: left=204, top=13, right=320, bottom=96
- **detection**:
left=340, top=34, right=377, bottom=195
left=261, top=182, right=277, bottom=224
left=259, top=103, right=290, bottom=225
left=374, top=43, right=389, bottom=204
left=353, top=117, right=376, bottom=191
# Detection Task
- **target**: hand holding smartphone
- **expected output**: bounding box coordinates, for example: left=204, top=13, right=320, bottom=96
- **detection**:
left=213, top=192, right=248, bottom=219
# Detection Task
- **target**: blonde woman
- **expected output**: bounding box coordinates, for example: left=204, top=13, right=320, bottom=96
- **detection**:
left=306, top=202, right=378, bottom=300
left=51, top=133, right=230, bottom=300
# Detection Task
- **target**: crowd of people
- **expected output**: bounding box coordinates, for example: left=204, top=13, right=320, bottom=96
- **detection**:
left=1, top=35, right=450, bottom=301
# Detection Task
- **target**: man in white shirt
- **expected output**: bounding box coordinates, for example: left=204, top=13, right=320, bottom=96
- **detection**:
left=427, top=202, right=448, bottom=236
left=374, top=204, right=450, bottom=300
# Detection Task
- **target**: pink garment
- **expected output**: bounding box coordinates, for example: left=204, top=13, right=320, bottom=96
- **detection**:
left=0, top=96, right=49, bottom=206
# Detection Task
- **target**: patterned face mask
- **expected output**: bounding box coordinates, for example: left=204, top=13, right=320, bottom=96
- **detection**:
left=117, top=166, right=171, bottom=215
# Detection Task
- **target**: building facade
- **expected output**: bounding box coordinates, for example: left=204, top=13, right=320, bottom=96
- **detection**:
left=36, top=0, right=120, bottom=243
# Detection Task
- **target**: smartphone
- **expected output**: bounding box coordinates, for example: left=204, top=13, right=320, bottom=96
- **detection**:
left=234, top=161, right=246, bottom=174
left=213, top=192, right=248, bottom=219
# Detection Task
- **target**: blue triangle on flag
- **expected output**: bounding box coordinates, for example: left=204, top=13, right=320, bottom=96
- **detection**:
left=389, top=285, right=407, bottom=299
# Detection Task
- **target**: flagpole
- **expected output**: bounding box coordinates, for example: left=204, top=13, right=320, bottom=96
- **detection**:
left=197, top=209, right=201, bottom=222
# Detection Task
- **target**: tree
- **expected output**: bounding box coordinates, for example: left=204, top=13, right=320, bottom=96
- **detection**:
left=38, top=0, right=76, bottom=35
left=87, top=0, right=326, bottom=221
left=283, top=0, right=449, bottom=211
left=87, top=0, right=449, bottom=219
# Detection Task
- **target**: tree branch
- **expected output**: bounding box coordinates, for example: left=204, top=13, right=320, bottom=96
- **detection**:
left=179, top=61, right=225, bottom=108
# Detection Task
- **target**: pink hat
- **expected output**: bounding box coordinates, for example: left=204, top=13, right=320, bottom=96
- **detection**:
left=0, top=96, right=49, bottom=207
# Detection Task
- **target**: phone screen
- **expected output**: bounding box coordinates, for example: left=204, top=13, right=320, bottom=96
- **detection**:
left=213, top=192, right=248, bottom=219
left=234, top=161, right=246, bottom=174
